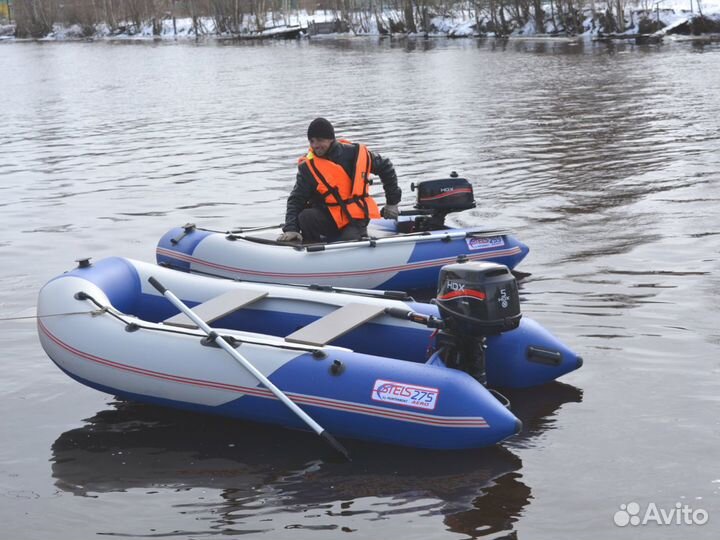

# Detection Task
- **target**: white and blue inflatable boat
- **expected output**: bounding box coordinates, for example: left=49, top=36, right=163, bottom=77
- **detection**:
left=156, top=177, right=529, bottom=290
left=157, top=221, right=528, bottom=290
left=37, top=257, right=581, bottom=450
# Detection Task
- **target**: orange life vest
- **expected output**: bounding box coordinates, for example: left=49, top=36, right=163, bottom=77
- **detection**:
left=298, top=140, right=381, bottom=229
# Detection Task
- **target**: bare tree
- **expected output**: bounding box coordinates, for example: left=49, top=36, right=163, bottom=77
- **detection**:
left=253, top=0, right=267, bottom=30
left=532, top=0, right=544, bottom=32
left=14, top=0, right=57, bottom=37
left=402, top=0, right=417, bottom=32
left=615, top=0, right=626, bottom=31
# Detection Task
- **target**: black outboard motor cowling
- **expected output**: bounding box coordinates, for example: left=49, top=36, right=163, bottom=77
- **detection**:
left=434, top=261, right=521, bottom=384
left=436, top=261, right=521, bottom=335
left=401, top=173, right=476, bottom=232
left=414, top=175, right=476, bottom=213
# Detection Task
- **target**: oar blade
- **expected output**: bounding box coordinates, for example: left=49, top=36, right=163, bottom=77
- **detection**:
left=320, top=430, right=351, bottom=462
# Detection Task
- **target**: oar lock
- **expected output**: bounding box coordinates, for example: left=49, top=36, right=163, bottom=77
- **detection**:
left=310, top=349, right=344, bottom=376
left=201, top=333, right=241, bottom=349
left=329, top=359, right=345, bottom=376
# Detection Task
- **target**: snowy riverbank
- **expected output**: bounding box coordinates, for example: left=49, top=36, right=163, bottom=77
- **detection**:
left=2, top=1, right=720, bottom=42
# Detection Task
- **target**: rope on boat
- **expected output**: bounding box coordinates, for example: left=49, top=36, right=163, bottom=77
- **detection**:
left=73, top=291, right=327, bottom=354
left=170, top=222, right=285, bottom=240
left=0, top=308, right=107, bottom=322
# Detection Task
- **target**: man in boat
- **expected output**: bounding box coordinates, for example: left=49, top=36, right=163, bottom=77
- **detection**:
left=277, top=118, right=402, bottom=244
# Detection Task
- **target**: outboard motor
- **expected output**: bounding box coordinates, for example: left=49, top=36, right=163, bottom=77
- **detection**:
left=434, top=261, right=521, bottom=384
left=399, top=172, right=476, bottom=232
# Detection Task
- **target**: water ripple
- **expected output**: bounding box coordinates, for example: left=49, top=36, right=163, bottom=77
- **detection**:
left=2, top=39, right=720, bottom=540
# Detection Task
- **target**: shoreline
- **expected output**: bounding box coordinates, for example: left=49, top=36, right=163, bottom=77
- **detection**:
left=2, top=7, right=720, bottom=44
left=3, top=31, right=720, bottom=46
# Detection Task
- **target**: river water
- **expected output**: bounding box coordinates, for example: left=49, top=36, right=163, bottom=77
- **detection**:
left=1, top=37, right=719, bottom=539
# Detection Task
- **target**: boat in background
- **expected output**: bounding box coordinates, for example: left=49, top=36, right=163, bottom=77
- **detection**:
left=156, top=176, right=529, bottom=290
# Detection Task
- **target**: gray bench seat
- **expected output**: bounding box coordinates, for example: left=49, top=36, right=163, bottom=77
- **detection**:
left=285, top=303, right=385, bottom=346
left=163, top=289, right=268, bottom=329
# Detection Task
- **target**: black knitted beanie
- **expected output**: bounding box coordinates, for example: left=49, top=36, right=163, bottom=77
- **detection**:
left=307, top=117, right=335, bottom=140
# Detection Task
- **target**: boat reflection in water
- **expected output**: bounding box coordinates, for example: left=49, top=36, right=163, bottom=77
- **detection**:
left=51, top=381, right=581, bottom=537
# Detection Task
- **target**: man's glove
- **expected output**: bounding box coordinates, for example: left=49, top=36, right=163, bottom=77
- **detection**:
left=277, top=231, right=303, bottom=243
left=381, top=204, right=400, bottom=220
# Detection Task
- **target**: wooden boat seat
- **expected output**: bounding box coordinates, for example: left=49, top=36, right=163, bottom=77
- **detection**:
left=163, top=289, right=268, bottom=328
left=285, top=303, right=385, bottom=346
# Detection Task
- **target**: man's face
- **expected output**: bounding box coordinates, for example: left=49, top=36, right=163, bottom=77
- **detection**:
left=309, top=137, right=333, bottom=157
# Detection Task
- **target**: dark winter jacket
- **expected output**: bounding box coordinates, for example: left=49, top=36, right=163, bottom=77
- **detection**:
left=283, top=141, right=402, bottom=233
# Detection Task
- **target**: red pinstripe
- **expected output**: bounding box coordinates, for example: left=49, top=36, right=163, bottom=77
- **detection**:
left=156, top=245, right=522, bottom=279
left=39, top=320, right=488, bottom=428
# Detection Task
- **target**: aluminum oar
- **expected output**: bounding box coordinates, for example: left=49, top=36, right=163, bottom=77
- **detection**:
left=148, top=276, right=350, bottom=461
left=304, top=227, right=511, bottom=252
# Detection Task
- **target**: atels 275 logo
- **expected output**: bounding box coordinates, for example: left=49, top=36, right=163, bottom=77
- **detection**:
left=465, top=236, right=505, bottom=251
left=372, top=379, right=439, bottom=410
left=614, top=501, right=709, bottom=527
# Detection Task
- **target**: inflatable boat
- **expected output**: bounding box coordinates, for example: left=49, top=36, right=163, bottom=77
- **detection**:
left=37, top=257, right=581, bottom=450
left=156, top=177, right=529, bottom=290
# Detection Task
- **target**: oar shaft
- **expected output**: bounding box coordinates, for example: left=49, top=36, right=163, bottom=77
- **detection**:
left=148, top=277, right=336, bottom=443
left=229, top=223, right=284, bottom=234
left=305, top=228, right=510, bottom=252
left=210, top=331, right=325, bottom=435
